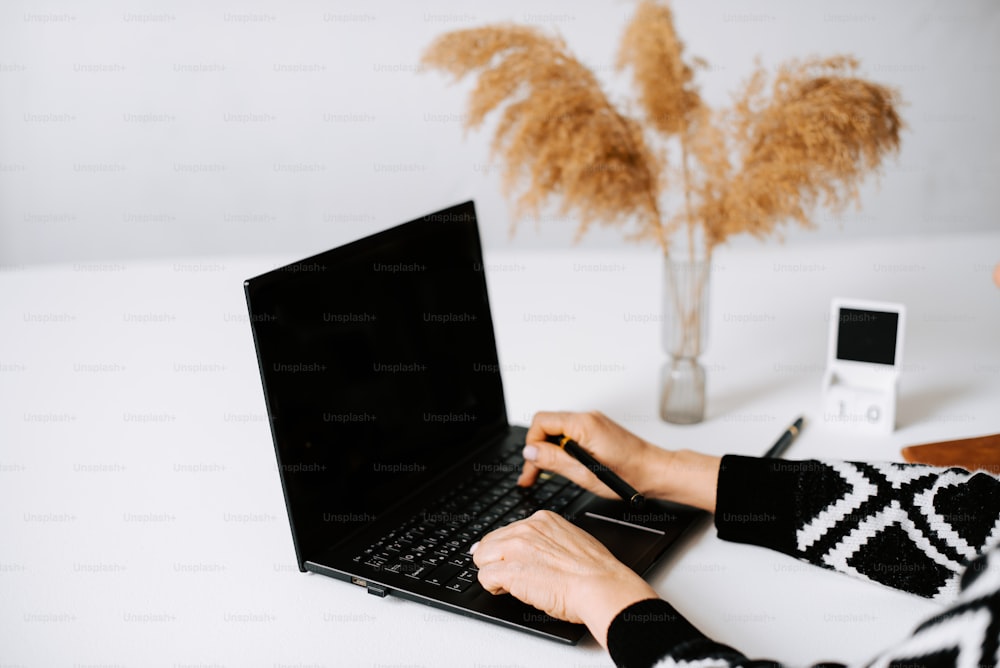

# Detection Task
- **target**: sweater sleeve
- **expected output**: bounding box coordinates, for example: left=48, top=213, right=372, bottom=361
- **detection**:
left=603, top=457, right=1000, bottom=668
left=607, top=547, right=1000, bottom=668
left=714, top=456, right=1000, bottom=602
left=606, top=598, right=776, bottom=668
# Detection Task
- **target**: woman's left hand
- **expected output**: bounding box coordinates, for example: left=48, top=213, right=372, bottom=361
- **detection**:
left=471, top=510, right=659, bottom=648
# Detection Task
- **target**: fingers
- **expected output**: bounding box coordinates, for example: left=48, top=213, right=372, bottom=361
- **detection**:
left=516, top=441, right=574, bottom=487
left=471, top=516, right=533, bottom=595
left=472, top=510, right=566, bottom=563
left=519, top=440, right=598, bottom=489
left=520, top=411, right=574, bottom=487
left=525, top=410, right=592, bottom=446
left=517, top=460, right=541, bottom=487
left=471, top=510, right=554, bottom=566
left=476, top=562, right=509, bottom=595
left=520, top=411, right=616, bottom=496
left=472, top=511, right=559, bottom=590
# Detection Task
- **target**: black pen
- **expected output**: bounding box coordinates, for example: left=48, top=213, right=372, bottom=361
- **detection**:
left=544, top=434, right=646, bottom=509
left=763, top=416, right=805, bottom=459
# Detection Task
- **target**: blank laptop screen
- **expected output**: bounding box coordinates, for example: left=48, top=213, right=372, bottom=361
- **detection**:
left=245, top=202, right=507, bottom=564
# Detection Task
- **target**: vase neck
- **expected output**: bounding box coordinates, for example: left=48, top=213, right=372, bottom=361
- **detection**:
left=662, top=258, right=710, bottom=358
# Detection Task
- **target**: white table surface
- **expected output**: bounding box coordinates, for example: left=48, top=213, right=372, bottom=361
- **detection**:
left=2, top=232, right=999, bottom=667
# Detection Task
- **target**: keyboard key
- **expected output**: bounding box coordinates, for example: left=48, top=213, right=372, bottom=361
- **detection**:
left=467, top=501, right=487, bottom=514
left=494, top=496, right=518, bottom=511
left=401, top=563, right=428, bottom=579
left=546, top=491, right=582, bottom=513
left=421, top=555, right=446, bottom=568
left=445, top=575, right=475, bottom=593
left=447, top=553, right=470, bottom=567
left=479, top=511, right=502, bottom=525
left=482, top=490, right=504, bottom=504
left=364, top=555, right=388, bottom=569
left=500, top=509, right=529, bottom=525
left=533, top=487, right=556, bottom=502
left=423, top=563, right=462, bottom=586
left=514, top=499, right=539, bottom=514
left=433, top=544, right=458, bottom=558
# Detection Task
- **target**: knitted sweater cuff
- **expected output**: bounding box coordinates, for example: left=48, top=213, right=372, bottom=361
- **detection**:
left=607, top=598, right=700, bottom=668
left=714, top=454, right=801, bottom=554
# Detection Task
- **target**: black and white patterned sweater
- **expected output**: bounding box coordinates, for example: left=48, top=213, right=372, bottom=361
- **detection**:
left=606, top=455, right=1000, bottom=668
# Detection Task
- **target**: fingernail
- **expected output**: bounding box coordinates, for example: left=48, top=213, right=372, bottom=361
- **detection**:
left=468, top=541, right=480, bottom=555
left=522, top=445, right=538, bottom=461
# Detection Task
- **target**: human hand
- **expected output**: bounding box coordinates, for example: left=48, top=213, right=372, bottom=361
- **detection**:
left=471, top=509, right=658, bottom=648
left=518, top=410, right=661, bottom=499
left=518, top=410, right=720, bottom=512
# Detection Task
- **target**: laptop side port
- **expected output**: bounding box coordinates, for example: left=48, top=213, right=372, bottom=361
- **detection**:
left=351, top=576, right=367, bottom=588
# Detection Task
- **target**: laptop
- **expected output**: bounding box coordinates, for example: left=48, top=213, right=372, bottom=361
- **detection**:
left=243, top=200, right=703, bottom=644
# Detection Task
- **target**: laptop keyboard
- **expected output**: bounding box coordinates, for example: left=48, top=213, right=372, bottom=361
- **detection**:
left=352, top=444, right=586, bottom=594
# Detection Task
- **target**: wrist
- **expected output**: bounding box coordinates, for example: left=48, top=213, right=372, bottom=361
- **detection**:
left=577, top=573, right=658, bottom=649
left=645, top=449, right=720, bottom=512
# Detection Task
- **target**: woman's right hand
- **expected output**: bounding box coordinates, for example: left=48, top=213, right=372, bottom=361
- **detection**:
left=518, top=411, right=660, bottom=500
left=518, top=410, right=720, bottom=512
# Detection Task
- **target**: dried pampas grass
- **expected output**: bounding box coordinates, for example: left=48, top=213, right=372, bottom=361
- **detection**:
left=422, top=1, right=902, bottom=259
left=616, top=0, right=703, bottom=137
left=702, top=57, right=902, bottom=247
left=422, top=25, right=663, bottom=246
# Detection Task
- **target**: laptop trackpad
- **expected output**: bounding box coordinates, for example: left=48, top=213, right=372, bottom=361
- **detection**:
left=571, top=500, right=667, bottom=568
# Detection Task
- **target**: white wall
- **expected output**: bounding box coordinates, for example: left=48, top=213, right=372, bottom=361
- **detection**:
left=1, top=0, right=998, bottom=265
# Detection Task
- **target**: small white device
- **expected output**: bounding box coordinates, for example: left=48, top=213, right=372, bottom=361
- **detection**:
left=822, top=298, right=906, bottom=433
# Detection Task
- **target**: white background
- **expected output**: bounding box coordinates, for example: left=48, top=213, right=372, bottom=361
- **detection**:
left=1, top=0, right=998, bottom=266
left=2, top=4, right=1000, bottom=666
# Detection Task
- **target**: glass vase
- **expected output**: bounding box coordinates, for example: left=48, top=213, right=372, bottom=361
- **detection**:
left=660, top=258, right=710, bottom=424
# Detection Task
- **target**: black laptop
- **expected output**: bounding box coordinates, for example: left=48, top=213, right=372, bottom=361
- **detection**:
left=243, top=200, right=703, bottom=643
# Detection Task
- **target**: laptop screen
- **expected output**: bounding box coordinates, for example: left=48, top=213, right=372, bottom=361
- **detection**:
left=245, top=201, right=508, bottom=565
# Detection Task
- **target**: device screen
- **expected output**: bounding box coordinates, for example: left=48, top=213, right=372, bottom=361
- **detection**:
left=245, top=202, right=508, bottom=562
left=836, top=307, right=899, bottom=365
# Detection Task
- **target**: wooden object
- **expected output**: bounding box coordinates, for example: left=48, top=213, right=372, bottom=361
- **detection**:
left=901, top=433, right=1000, bottom=474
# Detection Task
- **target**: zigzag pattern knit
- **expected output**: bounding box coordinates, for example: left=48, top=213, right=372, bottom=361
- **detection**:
left=606, top=455, right=1000, bottom=668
